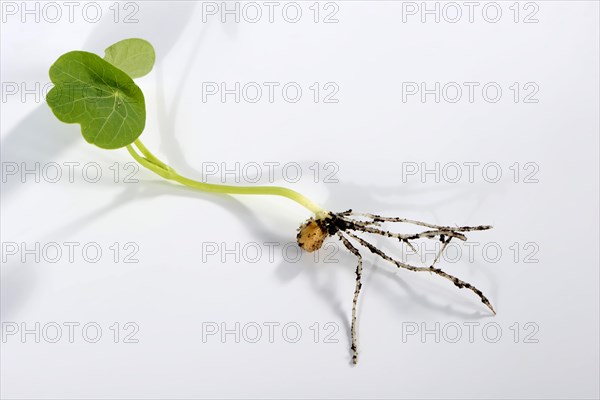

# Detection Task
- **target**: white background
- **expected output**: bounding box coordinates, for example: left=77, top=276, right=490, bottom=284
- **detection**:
left=1, top=1, right=599, bottom=398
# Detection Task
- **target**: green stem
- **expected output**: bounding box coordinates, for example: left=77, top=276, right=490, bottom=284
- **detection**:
left=126, top=139, right=326, bottom=216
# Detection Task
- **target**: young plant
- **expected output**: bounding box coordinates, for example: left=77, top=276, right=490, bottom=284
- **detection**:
left=46, top=38, right=495, bottom=364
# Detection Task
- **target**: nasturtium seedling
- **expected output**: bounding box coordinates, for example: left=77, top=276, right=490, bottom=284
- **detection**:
left=46, top=50, right=146, bottom=149
left=46, top=38, right=497, bottom=365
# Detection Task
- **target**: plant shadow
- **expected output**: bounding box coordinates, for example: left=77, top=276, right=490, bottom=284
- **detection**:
left=0, top=2, right=197, bottom=318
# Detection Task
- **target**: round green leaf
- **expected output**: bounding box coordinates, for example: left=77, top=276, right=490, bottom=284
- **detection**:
left=103, top=38, right=156, bottom=78
left=46, top=51, right=146, bottom=149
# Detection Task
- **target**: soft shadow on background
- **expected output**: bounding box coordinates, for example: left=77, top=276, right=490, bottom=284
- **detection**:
left=1, top=2, right=198, bottom=321
left=1, top=2, right=197, bottom=198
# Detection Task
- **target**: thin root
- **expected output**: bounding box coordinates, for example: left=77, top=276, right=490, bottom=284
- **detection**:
left=336, top=232, right=363, bottom=365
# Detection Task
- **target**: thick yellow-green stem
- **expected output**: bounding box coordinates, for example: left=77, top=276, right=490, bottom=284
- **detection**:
left=126, top=139, right=326, bottom=215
